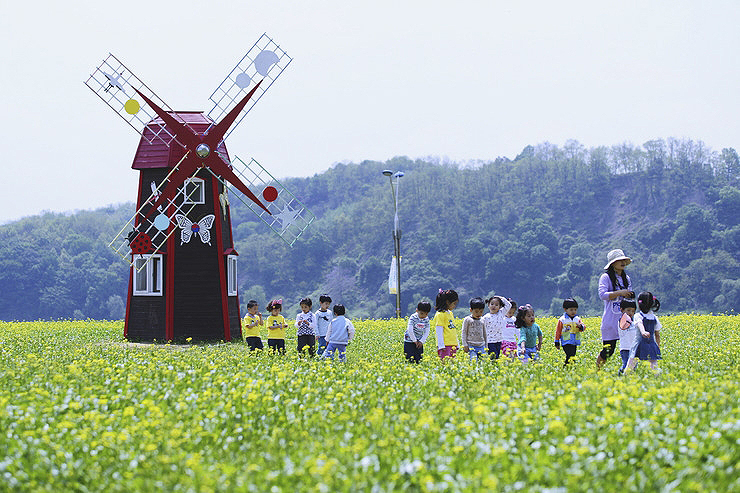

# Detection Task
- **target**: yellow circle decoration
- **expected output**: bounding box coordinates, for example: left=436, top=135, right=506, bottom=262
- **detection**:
left=124, top=99, right=141, bottom=115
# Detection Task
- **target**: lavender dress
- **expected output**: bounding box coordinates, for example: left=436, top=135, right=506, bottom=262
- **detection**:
left=598, top=272, right=632, bottom=341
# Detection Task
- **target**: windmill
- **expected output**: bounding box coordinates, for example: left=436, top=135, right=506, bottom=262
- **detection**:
left=85, top=34, right=314, bottom=342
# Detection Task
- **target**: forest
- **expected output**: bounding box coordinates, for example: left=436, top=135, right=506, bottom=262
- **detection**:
left=2, top=137, right=739, bottom=321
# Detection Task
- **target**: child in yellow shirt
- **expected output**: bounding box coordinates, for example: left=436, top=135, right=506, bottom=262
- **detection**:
left=265, top=299, right=288, bottom=354
left=432, top=289, right=459, bottom=360
left=242, top=300, right=263, bottom=351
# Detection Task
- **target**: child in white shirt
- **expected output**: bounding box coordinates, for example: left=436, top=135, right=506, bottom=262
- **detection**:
left=500, top=300, right=519, bottom=359
left=295, top=297, right=317, bottom=356
left=482, top=295, right=512, bottom=360
left=314, top=294, right=332, bottom=356
left=617, top=299, right=638, bottom=375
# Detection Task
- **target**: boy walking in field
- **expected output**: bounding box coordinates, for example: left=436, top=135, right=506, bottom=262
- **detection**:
left=462, top=297, right=488, bottom=361
left=315, top=294, right=332, bottom=357
left=404, top=301, right=431, bottom=363
left=243, top=300, right=264, bottom=351
left=322, top=304, right=355, bottom=362
left=554, top=298, right=585, bottom=366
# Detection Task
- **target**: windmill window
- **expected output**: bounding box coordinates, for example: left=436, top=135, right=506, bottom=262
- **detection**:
left=227, top=255, right=238, bottom=296
left=182, top=178, right=205, bottom=204
left=133, top=254, right=163, bottom=296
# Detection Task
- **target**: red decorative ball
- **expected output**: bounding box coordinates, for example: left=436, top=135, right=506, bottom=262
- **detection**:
left=262, top=186, right=278, bottom=202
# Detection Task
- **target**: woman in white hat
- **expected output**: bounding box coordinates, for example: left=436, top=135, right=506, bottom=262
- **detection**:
left=596, top=249, right=635, bottom=369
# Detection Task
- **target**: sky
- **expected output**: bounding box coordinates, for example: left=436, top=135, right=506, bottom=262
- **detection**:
left=1, top=0, right=739, bottom=224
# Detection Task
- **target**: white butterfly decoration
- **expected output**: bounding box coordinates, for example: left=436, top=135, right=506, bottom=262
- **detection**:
left=175, top=214, right=216, bottom=246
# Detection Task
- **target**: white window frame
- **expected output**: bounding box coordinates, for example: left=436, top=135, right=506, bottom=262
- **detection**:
left=227, top=255, right=238, bottom=296
left=182, top=177, right=205, bottom=204
left=133, top=254, right=164, bottom=296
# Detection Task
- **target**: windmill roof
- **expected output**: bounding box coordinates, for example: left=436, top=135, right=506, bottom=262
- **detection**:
left=131, top=112, right=230, bottom=169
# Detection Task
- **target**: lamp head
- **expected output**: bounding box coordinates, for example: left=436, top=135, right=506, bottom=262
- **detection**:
left=382, top=170, right=393, bottom=177
left=394, top=171, right=404, bottom=178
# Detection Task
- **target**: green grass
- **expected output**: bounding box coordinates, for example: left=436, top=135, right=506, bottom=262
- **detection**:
left=0, top=315, right=738, bottom=492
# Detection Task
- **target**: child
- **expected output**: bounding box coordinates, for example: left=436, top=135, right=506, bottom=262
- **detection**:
left=322, top=304, right=355, bottom=362
left=617, top=299, right=638, bottom=375
left=432, top=289, right=459, bottom=360
left=627, top=292, right=662, bottom=372
left=295, top=297, right=317, bottom=356
left=501, top=300, right=519, bottom=359
left=482, top=295, right=512, bottom=360
left=242, top=300, right=264, bottom=351
left=554, top=298, right=585, bottom=366
left=461, top=297, right=488, bottom=361
left=314, top=294, right=332, bottom=357
left=404, top=300, right=431, bottom=363
left=265, top=299, right=288, bottom=354
left=516, top=304, right=542, bottom=364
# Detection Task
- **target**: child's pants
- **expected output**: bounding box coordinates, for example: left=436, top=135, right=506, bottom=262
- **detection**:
left=297, top=335, right=316, bottom=356
left=267, top=339, right=285, bottom=353
left=563, top=344, right=577, bottom=364
left=245, top=337, right=263, bottom=351
left=487, top=341, right=502, bottom=360
left=469, top=345, right=486, bottom=361
left=521, top=347, right=540, bottom=363
left=322, top=343, right=347, bottom=362
left=317, top=336, right=328, bottom=356
left=501, top=340, right=518, bottom=358
left=404, top=342, right=423, bottom=363
left=619, top=349, right=630, bottom=373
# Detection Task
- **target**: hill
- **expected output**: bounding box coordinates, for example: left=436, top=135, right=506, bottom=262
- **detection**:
left=1, top=137, right=739, bottom=320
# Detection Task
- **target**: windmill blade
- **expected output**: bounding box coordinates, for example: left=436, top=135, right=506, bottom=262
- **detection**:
left=109, top=164, right=203, bottom=270
left=204, top=157, right=315, bottom=247
left=85, top=53, right=189, bottom=147
left=205, top=33, right=292, bottom=141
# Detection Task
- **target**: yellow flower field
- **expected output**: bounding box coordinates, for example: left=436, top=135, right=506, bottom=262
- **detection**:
left=0, top=315, right=738, bottom=492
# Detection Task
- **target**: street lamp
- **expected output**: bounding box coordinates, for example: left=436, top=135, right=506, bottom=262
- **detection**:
left=382, top=169, right=404, bottom=318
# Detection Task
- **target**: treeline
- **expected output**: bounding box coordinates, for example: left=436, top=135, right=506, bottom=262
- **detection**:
left=2, top=138, right=739, bottom=321
left=0, top=206, right=133, bottom=320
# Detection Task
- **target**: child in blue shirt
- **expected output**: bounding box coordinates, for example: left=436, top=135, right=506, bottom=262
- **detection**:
left=321, top=304, right=355, bottom=362
left=516, top=304, right=543, bottom=364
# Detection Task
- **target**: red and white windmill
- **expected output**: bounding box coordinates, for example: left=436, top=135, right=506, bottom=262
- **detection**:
left=85, top=34, right=314, bottom=342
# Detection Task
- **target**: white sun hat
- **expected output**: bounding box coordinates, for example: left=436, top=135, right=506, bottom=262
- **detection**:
left=604, top=249, right=632, bottom=270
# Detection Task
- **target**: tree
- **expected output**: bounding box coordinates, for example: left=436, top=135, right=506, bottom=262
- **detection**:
left=668, top=205, right=714, bottom=265
left=719, top=148, right=740, bottom=185
left=106, top=295, right=125, bottom=319
left=714, top=186, right=740, bottom=227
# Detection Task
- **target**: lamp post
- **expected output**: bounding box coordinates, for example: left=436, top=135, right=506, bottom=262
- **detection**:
left=382, top=169, right=404, bottom=318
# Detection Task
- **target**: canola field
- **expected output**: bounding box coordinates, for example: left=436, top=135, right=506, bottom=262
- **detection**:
left=0, top=315, right=739, bottom=492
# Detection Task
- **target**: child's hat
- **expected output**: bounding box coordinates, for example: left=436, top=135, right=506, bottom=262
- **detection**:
left=604, top=249, right=631, bottom=270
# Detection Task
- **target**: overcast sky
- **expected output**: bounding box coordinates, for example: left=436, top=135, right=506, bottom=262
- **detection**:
left=1, top=0, right=739, bottom=224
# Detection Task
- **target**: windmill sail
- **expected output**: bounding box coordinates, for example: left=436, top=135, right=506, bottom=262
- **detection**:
left=205, top=33, right=292, bottom=142
left=209, top=157, right=315, bottom=246
left=85, top=54, right=196, bottom=147
left=109, top=160, right=202, bottom=271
